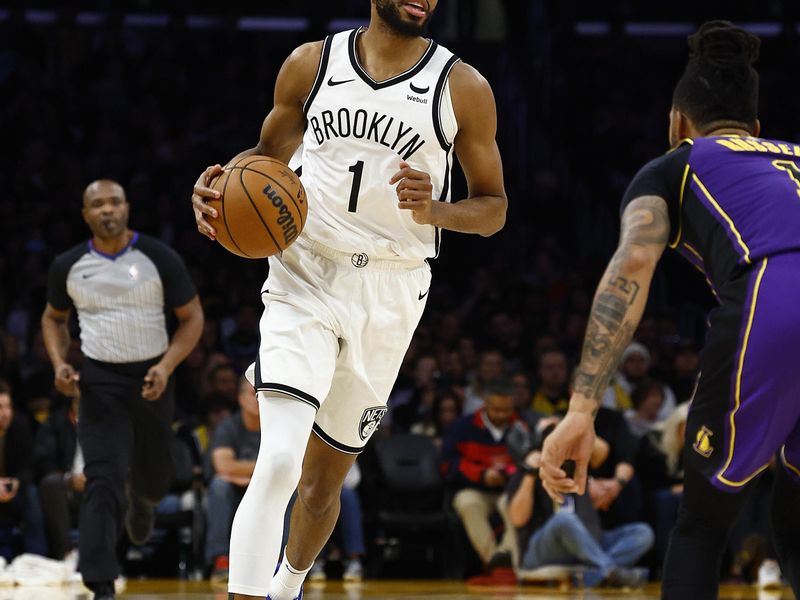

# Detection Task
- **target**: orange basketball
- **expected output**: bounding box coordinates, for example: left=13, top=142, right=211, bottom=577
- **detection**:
left=207, top=155, right=307, bottom=258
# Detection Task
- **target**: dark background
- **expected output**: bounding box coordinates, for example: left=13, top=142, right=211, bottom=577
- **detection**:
left=0, top=1, right=798, bottom=412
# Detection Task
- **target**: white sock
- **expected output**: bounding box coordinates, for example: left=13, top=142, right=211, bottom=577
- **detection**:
left=226, top=394, right=316, bottom=597
left=268, top=552, right=312, bottom=600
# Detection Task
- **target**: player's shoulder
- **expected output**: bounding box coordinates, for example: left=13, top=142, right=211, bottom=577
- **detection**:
left=448, top=61, right=491, bottom=96
left=285, top=40, right=325, bottom=72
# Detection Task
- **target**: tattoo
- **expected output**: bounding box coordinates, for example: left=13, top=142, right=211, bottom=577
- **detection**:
left=573, top=197, right=669, bottom=406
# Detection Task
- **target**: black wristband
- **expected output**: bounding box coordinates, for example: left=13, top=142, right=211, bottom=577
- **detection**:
left=522, top=465, right=539, bottom=479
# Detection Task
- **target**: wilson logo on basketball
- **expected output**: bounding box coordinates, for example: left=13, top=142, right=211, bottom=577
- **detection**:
left=262, top=184, right=299, bottom=245
left=359, top=406, right=387, bottom=440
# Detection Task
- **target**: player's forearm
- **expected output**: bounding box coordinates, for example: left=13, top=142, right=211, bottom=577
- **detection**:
left=41, top=315, right=70, bottom=368
left=570, top=197, right=669, bottom=417
left=570, top=249, right=656, bottom=416
left=429, top=195, right=507, bottom=236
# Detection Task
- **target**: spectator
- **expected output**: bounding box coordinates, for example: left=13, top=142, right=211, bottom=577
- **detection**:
left=33, top=394, right=82, bottom=560
left=530, top=348, right=570, bottom=415
left=442, top=381, right=520, bottom=570
left=666, top=340, right=701, bottom=404
left=0, top=380, right=37, bottom=559
left=462, top=350, right=506, bottom=415
left=602, top=343, right=676, bottom=421
left=625, top=378, right=665, bottom=438
left=308, top=462, right=366, bottom=582
left=636, top=402, right=689, bottom=570
left=410, top=389, right=462, bottom=447
left=194, top=392, right=235, bottom=456
left=508, top=444, right=653, bottom=587
left=388, top=355, right=439, bottom=433
left=206, top=363, right=239, bottom=406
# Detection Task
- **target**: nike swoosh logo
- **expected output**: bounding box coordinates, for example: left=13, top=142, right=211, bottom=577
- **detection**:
left=409, top=82, right=430, bottom=94
left=418, top=288, right=430, bottom=301
left=327, top=77, right=355, bottom=87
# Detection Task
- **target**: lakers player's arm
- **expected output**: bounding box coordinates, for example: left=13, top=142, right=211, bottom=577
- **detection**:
left=191, top=41, right=322, bottom=239
left=569, top=196, right=670, bottom=415
left=391, top=63, right=507, bottom=236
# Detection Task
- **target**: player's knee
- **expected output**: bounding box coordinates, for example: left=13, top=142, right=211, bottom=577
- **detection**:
left=296, top=478, right=341, bottom=517
left=252, top=449, right=301, bottom=494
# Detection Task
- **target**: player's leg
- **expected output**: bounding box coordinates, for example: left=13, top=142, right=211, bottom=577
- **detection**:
left=662, top=466, right=756, bottom=599
left=227, top=395, right=317, bottom=600
left=267, top=435, right=357, bottom=600
left=664, top=255, right=800, bottom=599
left=772, top=438, right=800, bottom=594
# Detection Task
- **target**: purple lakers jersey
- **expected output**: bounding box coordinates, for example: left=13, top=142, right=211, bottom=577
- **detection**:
left=622, top=136, right=800, bottom=294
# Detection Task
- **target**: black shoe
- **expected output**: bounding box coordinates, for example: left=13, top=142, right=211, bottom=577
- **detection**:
left=125, top=490, right=155, bottom=545
left=88, top=580, right=115, bottom=599
left=486, top=550, right=513, bottom=571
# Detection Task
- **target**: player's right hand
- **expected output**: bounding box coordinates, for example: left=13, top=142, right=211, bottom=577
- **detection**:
left=54, top=363, right=80, bottom=398
left=192, top=164, right=223, bottom=240
left=540, top=410, right=595, bottom=503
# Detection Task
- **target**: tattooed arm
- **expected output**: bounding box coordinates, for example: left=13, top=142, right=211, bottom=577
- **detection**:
left=570, top=195, right=670, bottom=414
left=539, top=195, right=670, bottom=500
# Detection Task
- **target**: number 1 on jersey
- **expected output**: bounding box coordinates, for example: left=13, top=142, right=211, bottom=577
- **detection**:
left=348, top=160, right=365, bottom=212
left=773, top=160, right=800, bottom=199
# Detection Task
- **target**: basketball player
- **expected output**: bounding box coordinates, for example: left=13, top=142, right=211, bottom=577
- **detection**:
left=191, top=2, right=506, bottom=598
left=539, top=21, right=800, bottom=599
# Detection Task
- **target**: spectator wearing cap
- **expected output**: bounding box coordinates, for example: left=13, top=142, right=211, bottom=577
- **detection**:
left=441, top=380, right=521, bottom=568
left=602, top=343, right=676, bottom=422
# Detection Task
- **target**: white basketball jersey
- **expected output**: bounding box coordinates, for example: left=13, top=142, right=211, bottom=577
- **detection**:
left=300, top=28, right=460, bottom=260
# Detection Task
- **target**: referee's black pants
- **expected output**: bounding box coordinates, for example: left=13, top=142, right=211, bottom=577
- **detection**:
left=77, top=356, right=174, bottom=584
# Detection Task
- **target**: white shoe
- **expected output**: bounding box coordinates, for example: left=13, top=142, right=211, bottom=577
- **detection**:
left=308, top=559, right=326, bottom=582
left=758, top=559, right=782, bottom=590
left=343, top=559, right=363, bottom=582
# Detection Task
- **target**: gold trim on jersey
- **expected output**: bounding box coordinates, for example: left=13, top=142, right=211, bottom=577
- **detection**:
left=716, top=257, right=769, bottom=488
left=781, top=446, right=800, bottom=478
left=669, top=164, right=692, bottom=249
left=692, top=174, right=752, bottom=265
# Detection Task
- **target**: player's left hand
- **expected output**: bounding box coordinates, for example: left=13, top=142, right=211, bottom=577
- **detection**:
left=390, top=161, right=436, bottom=225
left=142, top=363, right=169, bottom=401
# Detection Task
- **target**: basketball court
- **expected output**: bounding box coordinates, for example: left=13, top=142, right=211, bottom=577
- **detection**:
left=0, top=580, right=792, bottom=599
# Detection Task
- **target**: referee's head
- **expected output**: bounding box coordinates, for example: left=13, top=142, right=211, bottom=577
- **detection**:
left=82, top=179, right=130, bottom=240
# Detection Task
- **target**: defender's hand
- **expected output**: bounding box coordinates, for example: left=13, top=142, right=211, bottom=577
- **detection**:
left=54, top=363, right=80, bottom=398
left=142, top=363, right=169, bottom=401
left=390, top=161, right=436, bottom=225
left=540, top=410, right=595, bottom=503
left=192, top=164, right=223, bottom=240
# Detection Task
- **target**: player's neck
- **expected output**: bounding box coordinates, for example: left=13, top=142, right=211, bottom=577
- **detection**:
left=361, top=22, right=428, bottom=77
left=92, top=229, right=133, bottom=256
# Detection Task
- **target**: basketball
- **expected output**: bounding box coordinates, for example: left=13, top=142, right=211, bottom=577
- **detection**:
left=207, top=155, right=307, bottom=258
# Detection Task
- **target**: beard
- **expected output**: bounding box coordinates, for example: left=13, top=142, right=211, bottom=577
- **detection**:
left=375, top=0, right=432, bottom=37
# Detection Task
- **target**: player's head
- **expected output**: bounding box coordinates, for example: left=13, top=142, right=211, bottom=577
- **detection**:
left=372, top=0, right=438, bottom=38
left=82, top=179, right=129, bottom=239
left=669, top=21, right=761, bottom=146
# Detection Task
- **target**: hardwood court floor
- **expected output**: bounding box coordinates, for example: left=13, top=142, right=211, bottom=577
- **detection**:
left=3, top=579, right=790, bottom=599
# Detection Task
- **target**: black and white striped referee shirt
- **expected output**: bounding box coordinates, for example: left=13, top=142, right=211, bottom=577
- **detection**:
left=46, top=232, right=197, bottom=364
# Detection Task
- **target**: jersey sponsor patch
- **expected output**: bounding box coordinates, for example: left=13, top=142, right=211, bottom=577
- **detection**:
left=359, top=406, right=388, bottom=440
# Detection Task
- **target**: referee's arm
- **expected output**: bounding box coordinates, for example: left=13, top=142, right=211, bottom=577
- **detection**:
left=142, top=296, right=204, bottom=401
left=42, top=303, right=80, bottom=398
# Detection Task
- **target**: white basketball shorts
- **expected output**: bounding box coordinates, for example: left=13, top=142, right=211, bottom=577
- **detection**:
left=247, top=235, right=431, bottom=453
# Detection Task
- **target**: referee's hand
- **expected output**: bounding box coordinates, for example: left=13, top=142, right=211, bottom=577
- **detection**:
left=54, top=364, right=80, bottom=398
left=142, top=363, right=168, bottom=401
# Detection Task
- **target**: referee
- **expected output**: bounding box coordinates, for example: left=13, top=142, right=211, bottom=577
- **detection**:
left=41, top=179, right=203, bottom=600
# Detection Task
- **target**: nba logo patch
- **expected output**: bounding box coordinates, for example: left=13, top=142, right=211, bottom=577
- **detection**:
left=693, top=426, right=714, bottom=458
left=359, top=406, right=387, bottom=440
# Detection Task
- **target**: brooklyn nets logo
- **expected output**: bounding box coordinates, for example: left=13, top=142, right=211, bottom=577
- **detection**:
left=351, top=252, right=369, bottom=268
left=359, top=406, right=387, bottom=440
